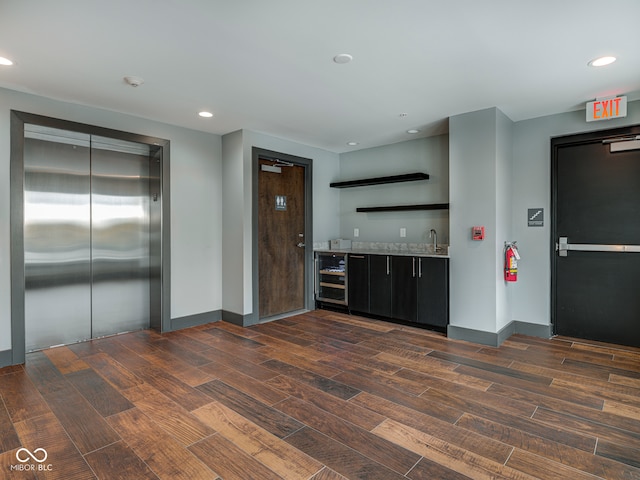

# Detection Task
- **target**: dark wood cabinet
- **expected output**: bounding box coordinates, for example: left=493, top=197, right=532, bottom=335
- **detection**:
left=347, top=254, right=369, bottom=313
left=346, top=252, right=449, bottom=329
left=417, top=257, right=449, bottom=327
left=369, top=254, right=392, bottom=318
left=391, top=256, right=417, bottom=322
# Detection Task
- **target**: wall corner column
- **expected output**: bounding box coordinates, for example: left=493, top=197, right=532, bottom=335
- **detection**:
left=448, top=107, right=513, bottom=345
left=221, top=130, right=255, bottom=325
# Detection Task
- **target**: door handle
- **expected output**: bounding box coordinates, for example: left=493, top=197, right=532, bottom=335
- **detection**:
left=314, top=258, right=318, bottom=294
left=297, top=242, right=305, bottom=248
left=557, top=236, right=640, bottom=257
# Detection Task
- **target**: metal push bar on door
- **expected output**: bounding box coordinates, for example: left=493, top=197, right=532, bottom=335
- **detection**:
left=557, top=237, right=640, bottom=257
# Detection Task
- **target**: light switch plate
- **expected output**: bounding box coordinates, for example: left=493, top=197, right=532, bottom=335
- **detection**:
left=354, top=228, right=359, bottom=237
left=400, top=227, right=406, bottom=238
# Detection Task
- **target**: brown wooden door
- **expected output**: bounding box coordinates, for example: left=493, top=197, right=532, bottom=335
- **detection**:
left=258, top=159, right=305, bottom=318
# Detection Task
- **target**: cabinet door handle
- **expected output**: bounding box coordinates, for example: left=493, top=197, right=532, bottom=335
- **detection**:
left=350, top=255, right=365, bottom=259
left=418, top=258, right=422, bottom=278
left=412, top=257, right=416, bottom=277
left=386, top=256, right=390, bottom=275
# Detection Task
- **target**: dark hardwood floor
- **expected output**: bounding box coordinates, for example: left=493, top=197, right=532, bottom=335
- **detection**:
left=1, top=309, right=640, bottom=479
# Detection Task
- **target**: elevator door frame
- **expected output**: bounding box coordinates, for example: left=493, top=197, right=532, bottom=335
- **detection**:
left=10, top=111, right=171, bottom=364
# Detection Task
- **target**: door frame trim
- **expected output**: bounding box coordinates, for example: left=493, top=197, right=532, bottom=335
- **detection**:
left=550, top=123, right=640, bottom=336
left=10, top=110, right=171, bottom=364
left=252, top=147, right=313, bottom=325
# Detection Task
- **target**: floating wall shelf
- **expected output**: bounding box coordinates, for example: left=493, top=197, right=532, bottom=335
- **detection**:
left=330, top=172, right=429, bottom=188
left=356, top=203, right=449, bottom=213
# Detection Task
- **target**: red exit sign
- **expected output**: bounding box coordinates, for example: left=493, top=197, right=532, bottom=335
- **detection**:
left=586, top=96, right=627, bottom=122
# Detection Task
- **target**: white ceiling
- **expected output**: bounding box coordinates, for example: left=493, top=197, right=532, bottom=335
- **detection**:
left=1, top=0, right=639, bottom=153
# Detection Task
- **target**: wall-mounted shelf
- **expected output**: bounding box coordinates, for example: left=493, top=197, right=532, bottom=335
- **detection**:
left=330, top=172, right=429, bottom=188
left=356, top=203, right=449, bottom=213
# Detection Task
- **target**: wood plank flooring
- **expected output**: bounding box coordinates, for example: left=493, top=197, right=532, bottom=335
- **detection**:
left=1, top=309, right=640, bottom=479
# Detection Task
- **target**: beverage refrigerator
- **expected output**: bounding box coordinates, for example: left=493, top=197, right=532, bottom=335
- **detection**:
left=314, top=252, right=347, bottom=307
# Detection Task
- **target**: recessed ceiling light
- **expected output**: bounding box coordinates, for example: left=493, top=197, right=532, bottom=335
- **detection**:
left=0, top=56, right=14, bottom=66
left=588, top=56, right=617, bottom=67
left=198, top=111, right=214, bottom=118
left=333, top=54, right=353, bottom=64
left=347, top=141, right=359, bottom=146
left=407, top=129, right=420, bottom=134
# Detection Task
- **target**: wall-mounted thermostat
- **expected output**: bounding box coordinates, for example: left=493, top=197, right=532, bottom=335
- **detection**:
left=472, top=226, right=485, bottom=241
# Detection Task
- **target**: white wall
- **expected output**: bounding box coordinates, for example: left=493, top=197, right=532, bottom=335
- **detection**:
left=511, top=99, right=640, bottom=327
left=338, top=136, right=449, bottom=244
left=0, top=87, right=222, bottom=352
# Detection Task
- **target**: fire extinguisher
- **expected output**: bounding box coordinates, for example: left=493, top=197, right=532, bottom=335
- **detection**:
left=504, top=242, right=520, bottom=282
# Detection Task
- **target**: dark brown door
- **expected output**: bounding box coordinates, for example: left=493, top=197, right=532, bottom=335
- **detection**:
left=258, top=159, right=305, bottom=318
left=553, top=129, right=640, bottom=347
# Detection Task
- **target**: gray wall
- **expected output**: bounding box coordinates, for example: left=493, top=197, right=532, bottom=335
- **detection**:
left=449, top=108, right=511, bottom=334
left=0, top=87, right=341, bottom=359
left=221, top=129, right=340, bottom=320
left=495, top=109, right=514, bottom=331
left=511, top=99, right=640, bottom=328
left=0, top=87, right=223, bottom=353
left=2, top=85, right=638, bottom=356
left=242, top=131, right=341, bottom=246
left=448, top=101, right=640, bottom=339
left=221, top=130, right=246, bottom=316
left=0, top=91, right=342, bottom=358
left=338, top=135, right=449, bottom=244
left=352, top=101, right=639, bottom=343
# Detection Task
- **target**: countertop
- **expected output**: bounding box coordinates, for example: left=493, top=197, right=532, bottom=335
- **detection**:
left=314, top=242, right=449, bottom=258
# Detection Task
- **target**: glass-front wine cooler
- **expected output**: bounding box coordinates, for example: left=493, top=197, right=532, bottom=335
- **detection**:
left=315, top=252, right=347, bottom=306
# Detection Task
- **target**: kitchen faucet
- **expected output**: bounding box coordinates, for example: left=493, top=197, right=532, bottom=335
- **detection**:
left=430, top=229, right=437, bottom=253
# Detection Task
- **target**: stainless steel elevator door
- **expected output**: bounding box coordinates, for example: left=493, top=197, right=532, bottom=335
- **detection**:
left=24, top=128, right=92, bottom=351
left=23, top=126, right=154, bottom=351
left=91, top=137, right=151, bottom=338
